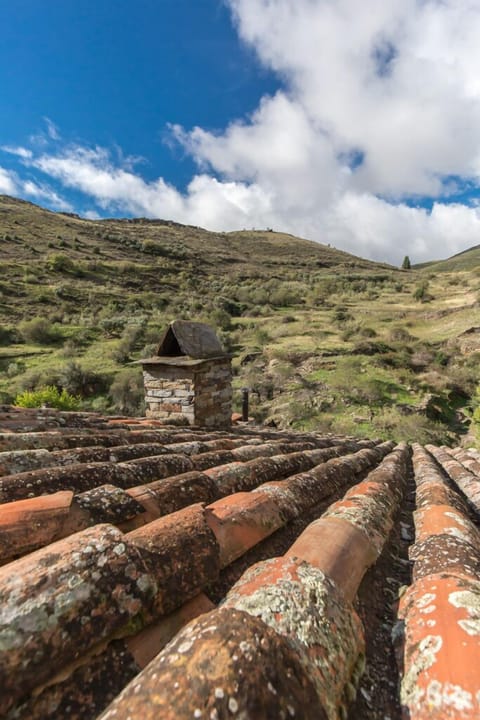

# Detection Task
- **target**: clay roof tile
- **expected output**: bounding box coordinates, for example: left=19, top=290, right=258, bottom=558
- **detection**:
left=1, top=407, right=480, bottom=719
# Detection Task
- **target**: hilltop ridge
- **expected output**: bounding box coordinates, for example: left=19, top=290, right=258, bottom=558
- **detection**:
left=0, top=194, right=384, bottom=272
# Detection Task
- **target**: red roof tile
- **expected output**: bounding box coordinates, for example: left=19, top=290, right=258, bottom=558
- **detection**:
left=0, top=408, right=479, bottom=719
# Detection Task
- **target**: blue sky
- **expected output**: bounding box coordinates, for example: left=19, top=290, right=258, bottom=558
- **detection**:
left=2, top=0, right=480, bottom=264
left=0, top=1, right=279, bottom=204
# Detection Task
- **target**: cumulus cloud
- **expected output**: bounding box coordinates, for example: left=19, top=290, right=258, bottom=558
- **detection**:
left=21, top=180, right=73, bottom=212
left=5, top=0, right=480, bottom=264
left=0, top=161, right=72, bottom=210
left=28, top=144, right=273, bottom=228
left=228, top=0, right=480, bottom=198
left=0, top=167, right=17, bottom=195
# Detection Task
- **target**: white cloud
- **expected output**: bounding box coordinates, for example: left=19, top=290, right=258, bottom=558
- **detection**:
left=28, top=144, right=273, bottom=228
left=43, top=117, right=60, bottom=141
left=7, top=0, right=480, bottom=264
left=21, top=180, right=73, bottom=212
left=0, top=167, right=18, bottom=195
left=1, top=146, right=33, bottom=159
left=326, top=194, right=480, bottom=263
left=227, top=0, right=480, bottom=196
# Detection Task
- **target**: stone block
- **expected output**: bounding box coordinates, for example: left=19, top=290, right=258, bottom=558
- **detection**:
left=160, top=403, right=182, bottom=413
left=146, top=389, right=173, bottom=398
left=175, top=389, right=194, bottom=398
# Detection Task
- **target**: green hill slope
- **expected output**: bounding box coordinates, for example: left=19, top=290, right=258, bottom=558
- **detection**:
left=1, top=194, right=479, bottom=447
left=0, top=194, right=394, bottom=325
left=415, top=244, right=480, bottom=272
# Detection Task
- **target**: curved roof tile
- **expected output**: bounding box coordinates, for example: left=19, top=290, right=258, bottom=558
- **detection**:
left=0, top=408, right=479, bottom=719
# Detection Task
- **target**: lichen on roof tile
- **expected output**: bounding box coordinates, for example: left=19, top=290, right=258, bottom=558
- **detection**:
left=1, top=406, right=480, bottom=720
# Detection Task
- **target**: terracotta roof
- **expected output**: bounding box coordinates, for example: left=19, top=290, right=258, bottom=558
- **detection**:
left=0, top=407, right=479, bottom=719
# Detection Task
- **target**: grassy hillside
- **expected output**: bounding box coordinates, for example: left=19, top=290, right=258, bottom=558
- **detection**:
left=415, top=244, right=480, bottom=272
left=0, top=194, right=381, bottom=320
left=1, top=194, right=480, bottom=446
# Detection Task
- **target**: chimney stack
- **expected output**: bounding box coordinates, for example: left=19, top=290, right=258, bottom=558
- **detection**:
left=139, top=320, right=232, bottom=428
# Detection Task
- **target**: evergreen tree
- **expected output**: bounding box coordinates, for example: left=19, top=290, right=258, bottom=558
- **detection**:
left=402, top=255, right=411, bottom=270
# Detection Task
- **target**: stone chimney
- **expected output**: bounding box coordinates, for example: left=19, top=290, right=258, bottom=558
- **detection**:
left=139, top=320, right=232, bottom=428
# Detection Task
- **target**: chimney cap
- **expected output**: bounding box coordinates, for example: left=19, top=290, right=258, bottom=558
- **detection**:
left=155, top=320, right=226, bottom=359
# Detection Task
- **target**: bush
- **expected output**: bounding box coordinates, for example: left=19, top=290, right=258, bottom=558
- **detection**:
left=352, top=341, right=392, bottom=356
left=14, top=386, right=80, bottom=411
left=109, top=368, right=145, bottom=415
left=209, top=308, right=232, bottom=332
left=333, top=306, right=352, bottom=324
left=0, top=325, right=16, bottom=345
left=46, top=253, right=84, bottom=276
left=99, top=316, right=129, bottom=338
left=6, top=362, right=25, bottom=377
left=59, top=362, right=108, bottom=397
left=218, top=297, right=246, bottom=317
left=340, top=326, right=356, bottom=341
left=371, top=407, right=451, bottom=445
left=19, top=318, right=59, bottom=344
left=359, top=326, right=377, bottom=338
left=413, top=281, right=432, bottom=302
left=111, top=324, right=146, bottom=364
left=389, top=326, right=415, bottom=343
left=16, top=368, right=62, bottom=392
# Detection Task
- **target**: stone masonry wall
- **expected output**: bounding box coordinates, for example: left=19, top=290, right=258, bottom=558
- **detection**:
left=143, top=358, right=232, bottom=428
left=194, top=359, right=232, bottom=429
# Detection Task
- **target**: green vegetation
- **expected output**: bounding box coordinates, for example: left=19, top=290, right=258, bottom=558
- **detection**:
left=14, top=386, right=80, bottom=411
left=1, top=195, right=480, bottom=445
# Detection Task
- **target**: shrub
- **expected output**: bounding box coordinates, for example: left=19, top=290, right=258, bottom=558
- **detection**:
left=109, top=369, right=145, bottom=415
left=14, top=386, right=80, bottom=411
left=19, top=318, right=59, bottom=344
left=371, top=407, right=451, bottom=445
left=16, top=368, right=62, bottom=392
left=0, top=389, right=14, bottom=404
left=413, top=281, right=432, bottom=302
left=0, top=325, right=16, bottom=345
left=6, top=362, right=25, bottom=377
left=359, top=326, right=377, bottom=338
left=46, top=253, right=84, bottom=276
left=218, top=297, right=246, bottom=317
left=209, top=308, right=232, bottom=332
left=99, top=316, right=129, bottom=338
left=269, top=286, right=303, bottom=307
left=352, top=341, right=392, bottom=356
left=389, top=326, right=415, bottom=343
left=141, top=343, right=158, bottom=357
left=111, top=324, right=146, bottom=364
left=62, top=339, right=78, bottom=358
left=254, top=327, right=271, bottom=345
left=340, top=326, right=356, bottom=341
left=59, top=362, right=108, bottom=397
left=333, top=306, right=352, bottom=324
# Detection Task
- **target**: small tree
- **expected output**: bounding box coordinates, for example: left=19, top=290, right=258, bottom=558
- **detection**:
left=402, top=256, right=411, bottom=270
